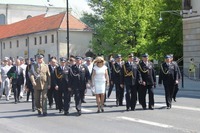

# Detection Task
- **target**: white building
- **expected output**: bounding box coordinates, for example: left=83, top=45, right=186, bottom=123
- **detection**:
left=0, top=12, right=93, bottom=62
left=0, top=0, right=67, bottom=25
left=182, top=0, right=200, bottom=79
left=0, top=0, right=93, bottom=62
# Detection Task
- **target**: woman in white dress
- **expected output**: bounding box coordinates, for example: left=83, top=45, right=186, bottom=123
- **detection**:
left=92, top=56, right=109, bottom=113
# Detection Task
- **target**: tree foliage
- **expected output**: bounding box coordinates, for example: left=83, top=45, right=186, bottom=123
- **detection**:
left=82, top=0, right=183, bottom=60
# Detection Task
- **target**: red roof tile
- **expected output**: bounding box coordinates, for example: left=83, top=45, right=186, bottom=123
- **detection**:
left=0, top=12, right=91, bottom=39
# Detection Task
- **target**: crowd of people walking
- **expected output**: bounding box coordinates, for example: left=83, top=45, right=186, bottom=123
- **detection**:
left=0, top=53, right=181, bottom=116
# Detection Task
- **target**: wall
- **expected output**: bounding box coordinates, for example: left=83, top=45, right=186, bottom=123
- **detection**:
left=183, top=0, right=200, bottom=79
left=58, top=30, right=93, bottom=58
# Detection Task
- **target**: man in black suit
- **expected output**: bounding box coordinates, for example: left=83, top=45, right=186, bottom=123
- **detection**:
left=121, top=54, right=142, bottom=111
left=7, top=59, right=24, bottom=104
left=54, top=57, right=71, bottom=115
left=68, top=56, right=91, bottom=116
left=48, top=57, right=58, bottom=109
left=170, top=54, right=182, bottom=102
left=25, top=58, right=36, bottom=111
left=159, top=55, right=179, bottom=109
left=111, top=54, right=124, bottom=106
left=138, top=53, right=156, bottom=110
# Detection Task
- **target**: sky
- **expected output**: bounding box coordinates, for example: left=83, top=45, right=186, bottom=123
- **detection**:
left=0, top=0, right=93, bottom=17
left=68, top=0, right=93, bottom=17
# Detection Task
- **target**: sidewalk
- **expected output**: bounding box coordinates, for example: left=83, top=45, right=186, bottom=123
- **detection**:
left=156, top=76, right=200, bottom=91
left=181, top=76, right=200, bottom=91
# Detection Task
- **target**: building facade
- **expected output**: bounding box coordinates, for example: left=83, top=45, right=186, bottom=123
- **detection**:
left=183, top=0, right=200, bottom=79
left=0, top=0, right=66, bottom=25
left=0, top=12, right=93, bottom=63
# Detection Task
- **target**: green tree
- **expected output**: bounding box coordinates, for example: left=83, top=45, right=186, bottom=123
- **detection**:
left=87, top=0, right=182, bottom=60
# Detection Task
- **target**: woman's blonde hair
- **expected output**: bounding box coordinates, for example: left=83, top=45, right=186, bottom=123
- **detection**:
left=94, top=56, right=105, bottom=64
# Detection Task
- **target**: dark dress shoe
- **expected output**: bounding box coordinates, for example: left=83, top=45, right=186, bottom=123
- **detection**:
left=149, top=106, right=154, bottom=110
left=77, top=111, right=81, bottom=116
left=32, top=109, right=35, bottom=112
left=119, top=103, right=124, bottom=106
left=116, top=100, right=119, bottom=106
left=59, top=109, right=63, bottom=113
left=149, top=107, right=154, bottom=110
left=142, top=106, right=147, bottom=110
left=131, top=108, right=135, bottom=111
left=43, top=112, right=47, bottom=116
left=82, top=100, right=86, bottom=103
left=173, top=98, right=176, bottom=102
left=64, top=111, right=69, bottom=115
left=38, top=111, right=42, bottom=115
left=126, top=108, right=130, bottom=111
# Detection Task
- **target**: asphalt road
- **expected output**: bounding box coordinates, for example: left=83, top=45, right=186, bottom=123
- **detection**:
left=0, top=87, right=200, bottom=133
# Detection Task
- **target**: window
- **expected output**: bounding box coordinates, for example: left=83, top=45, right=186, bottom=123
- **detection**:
left=183, top=0, right=191, bottom=10
left=51, top=34, right=54, bottom=43
left=0, top=14, right=6, bottom=25
left=34, top=37, right=37, bottom=45
left=40, top=36, right=42, bottom=44
left=26, top=39, right=28, bottom=47
left=45, top=36, right=47, bottom=44
left=17, top=40, right=19, bottom=47
left=3, top=42, right=5, bottom=49
left=10, top=41, right=12, bottom=48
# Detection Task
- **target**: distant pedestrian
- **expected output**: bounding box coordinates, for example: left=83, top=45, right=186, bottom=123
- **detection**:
left=0, top=57, right=11, bottom=100
left=7, top=59, right=24, bottom=104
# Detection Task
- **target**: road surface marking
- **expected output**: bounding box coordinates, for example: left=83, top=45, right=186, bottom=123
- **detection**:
left=117, top=116, right=173, bottom=128
left=155, top=103, right=200, bottom=112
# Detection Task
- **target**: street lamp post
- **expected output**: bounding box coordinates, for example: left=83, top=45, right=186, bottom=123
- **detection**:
left=159, top=9, right=197, bottom=21
left=66, top=0, right=69, bottom=59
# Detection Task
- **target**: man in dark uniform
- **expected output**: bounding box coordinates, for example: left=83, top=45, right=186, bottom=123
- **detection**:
left=159, top=55, right=179, bottom=109
left=111, top=54, right=124, bottom=106
left=68, top=56, right=91, bottom=116
left=107, top=58, right=115, bottom=98
left=48, top=57, right=58, bottom=109
left=121, top=54, right=142, bottom=111
left=138, top=53, right=156, bottom=110
left=7, top=59, right=24, bottom=104
left=25, top=58, right=36, bottom=111
left=54, top=57, right=71, bottom=115
left=170, top=54, right=182, bottom=102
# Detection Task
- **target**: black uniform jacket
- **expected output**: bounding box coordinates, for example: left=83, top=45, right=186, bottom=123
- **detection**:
left=48, top=65, right=57, bottom=88
left=138, top=61, right=156, bottom=86
left=121, top=61, right=142, bottom=86
left=159, top=62, right=178, bottom=85
left=54, top=65, right=70, bottom=89
left=111, top=62, right=123, bottom=84
left=25, top=64, right=33, bottom=89
left=68, top=64, right=91, bottom=89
